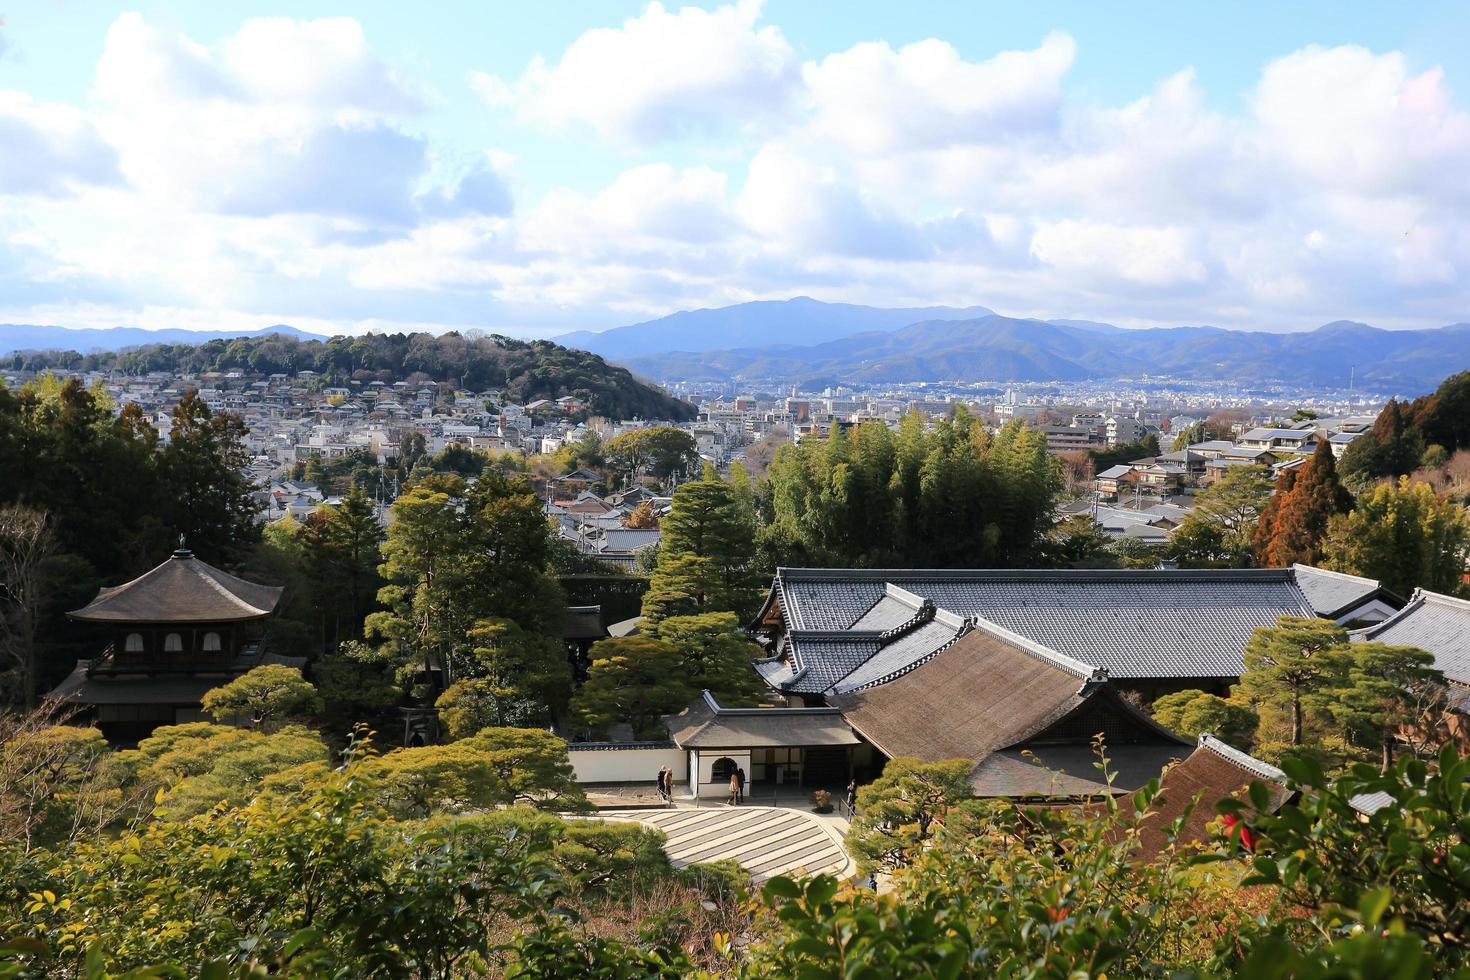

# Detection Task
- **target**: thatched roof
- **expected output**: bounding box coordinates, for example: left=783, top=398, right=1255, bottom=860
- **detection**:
left=833, top=620, right=1189, bottom=797
left=69, top=550, right=284, bottom=624
left=1134, top=734, right=1290, bottom=859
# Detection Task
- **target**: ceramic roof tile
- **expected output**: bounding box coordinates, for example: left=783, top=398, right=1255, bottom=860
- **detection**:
left=1356, top=589, right=1470, bottom=685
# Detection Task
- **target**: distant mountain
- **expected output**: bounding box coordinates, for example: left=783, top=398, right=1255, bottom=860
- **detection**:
left=0, top=323, right=324, bottom=355
left=622, top=315, right=1470, bottom=392
left=554, top=296, right=995, bottom=360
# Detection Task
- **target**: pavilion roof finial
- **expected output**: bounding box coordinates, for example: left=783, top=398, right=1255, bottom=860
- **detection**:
left=172, top=534, right=192, bottom=559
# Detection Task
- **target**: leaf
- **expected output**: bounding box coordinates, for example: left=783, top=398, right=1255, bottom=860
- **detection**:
left=763, top=876, right=803, bottom=901
left=1357, top=887, right=1392, bottom=926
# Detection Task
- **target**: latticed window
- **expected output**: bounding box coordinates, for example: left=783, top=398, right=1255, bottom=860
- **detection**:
left=164, top=633, right=183, bottom=653
left=202, top=632, right=222, bottom=652
left=124, top=633, right=145, bottom=653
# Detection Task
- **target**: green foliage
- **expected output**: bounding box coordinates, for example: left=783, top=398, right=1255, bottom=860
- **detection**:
left=434, top=617, right=571, bottom=736
left=118, top=722, right=332, bottom=821
left=200, top=666, right=322, bottom=731
left=1228, top=744, right=1470, bottom=968
left=1043, top=514, right=1117, bottom=568
left=1339, top=399, right=1427, bottom=482
left=1150, top=690, right=1258, bottom=746
left=462, top=726, right=589, bottom=812
left=1170, top=464, right=1273, bottom=567
left=0, top=744, right=704, bottom=977
left=604, top=427, right=699, bottom=484
left=642, top=478, right=760, bottom=621
left=161, top=390, right=261, bottom=564
left=846, top=757, right=973, bottom=875
left=1234, top=617, right=1351, bottom=752
left=1088, top=432, right=1160, bottom=471
left=1331, top=642, right=1445, bottom=770
left=762, top=412, right=1061, bottom=569
left=650, top=612, right=765, bottom=706
left=571, top=636, right=693, bottom=739
left=1321, top=476, right=1470, bottom=597
left=0, top=723, right=111, bottom=851
left=20, top=331, right=695, bottom=422
left=368, top=471, right=566, bottom=699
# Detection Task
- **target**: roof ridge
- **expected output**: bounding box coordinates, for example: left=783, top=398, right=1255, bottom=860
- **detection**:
left=1291, top=563, right=1379, bottom=586
left=1196, top=733, right=1285, bottom=781
left=838, top=621, right=973, bottom=693
left=774, top=566, right=1295, bottom=582
left=966, top=616, right=1102, bottom=680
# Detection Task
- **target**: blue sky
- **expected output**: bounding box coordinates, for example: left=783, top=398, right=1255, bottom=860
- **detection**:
left=2, top=2, right=1468, bottom=339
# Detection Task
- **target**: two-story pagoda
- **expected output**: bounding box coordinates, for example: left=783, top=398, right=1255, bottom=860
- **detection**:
left=49, top=545, right=304, bottom=742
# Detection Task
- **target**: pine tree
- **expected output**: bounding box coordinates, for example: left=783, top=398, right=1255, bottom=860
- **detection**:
left=1235, top=616, right=1351, bottom=750
left=1171, top=465, right=1273, bottom=567
left=571, top=636, right=693, bottom=739
left=652, top=611, right=765, bottom=706
left=1257, top=441, right=1351, bottom=566
left=642, top=477, right=758, bottom=621
left=1332, top=642, right=1444, bottom=771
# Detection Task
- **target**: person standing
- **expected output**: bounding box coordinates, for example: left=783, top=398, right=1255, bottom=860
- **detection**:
left=736, top=766, right=746, bottom=804
left=728, top=771, right=740, bottom=805
left=655, top=766, right=668, bottom=803
left=845, top=778, right=857, bottom=814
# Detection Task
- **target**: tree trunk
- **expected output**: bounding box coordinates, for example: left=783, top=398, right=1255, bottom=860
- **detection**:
left=1381, top=735, right=1393, bottom=774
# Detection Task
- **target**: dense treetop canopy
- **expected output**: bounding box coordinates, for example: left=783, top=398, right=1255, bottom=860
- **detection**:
left=12, top=331, right=696, bottom=422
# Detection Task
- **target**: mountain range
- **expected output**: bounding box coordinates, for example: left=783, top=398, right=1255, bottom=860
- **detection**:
left=554, top=297, right=995, bottom=360
left=0, top=323, right=324, bottom=355
left=598, top=307, right=1470, bottom=392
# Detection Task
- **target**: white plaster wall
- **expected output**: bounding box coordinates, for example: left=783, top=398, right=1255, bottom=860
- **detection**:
left=568, top=746, right=686, bottom=784
left=691, top=749, right=751, bottom=799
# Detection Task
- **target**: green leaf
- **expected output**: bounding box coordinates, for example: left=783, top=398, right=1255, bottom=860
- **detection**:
left=1357, top=887, right=1392, bottom=925
left=763, top=876, right=803, bottom=901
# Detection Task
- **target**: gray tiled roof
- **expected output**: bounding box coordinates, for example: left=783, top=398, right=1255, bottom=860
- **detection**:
left=1291, top=564, right=1386, bottom=618
left=831, top=619, right=964, bottom=693
left=769, top=568, right=1317, bottom=682
left=785, top=633, right=881, bottom=693
left=1355, top=589, right=1470, bottom=685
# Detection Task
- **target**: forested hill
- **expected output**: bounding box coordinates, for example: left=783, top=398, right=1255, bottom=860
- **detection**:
left=12, top=331, right=696, bottom=421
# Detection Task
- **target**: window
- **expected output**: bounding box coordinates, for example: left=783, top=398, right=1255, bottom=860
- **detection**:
left=124, top=633, right=145, bottom=653
left=164, top=633, right=183, bottom=653
left=711, top=757, right=738, bottom=782
left=202, top=632, right=222, bottom=652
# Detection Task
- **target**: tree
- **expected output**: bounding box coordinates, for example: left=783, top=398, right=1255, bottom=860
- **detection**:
left=1169, top=465, right=1273, bottom=567
left=161, top=390, right=260, bottom=562
left=306, top=485, right=384, bottom=646
left=465, top=727, right=589, bottom=811
left=603, top=427, right=698, bottom=486
left=642, top=477, right=759, bottom=622
left=201, top=665, right=322, bottom=731
left=1340, top=399, right=1427, bottom=482
left=1149, top=689, right=1257, bottom=746
left=1044, top=514, right=1116, bottom=568
left=846, top=757, right=973, bottom=875
left=622, top=499, right=660, bottom=529
left=571, top=636, right=692, bottom=739
left=434, top=618, right=571, bottom=735
left=1332, top=643, right=1445, bottom=770
left=0, top=506, right=54, bottom=707
left=0, top=721, right=111, bottom=851
left=1320, top=477, right=1470, bottom=598
left=1234, top=617, right=1351, bottom=751
left=1255, top=441, right=1351, bottom=567
left=1251, top=467, right=1297, bottom=561
left=651, top=612, right=765, bottom=706
left=365, top=741, right=512, bottom=818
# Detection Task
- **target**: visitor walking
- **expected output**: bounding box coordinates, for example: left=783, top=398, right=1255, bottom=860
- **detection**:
left=655, top=766, right=669, bottom=803
left=736, top=766, right=746, bottom=804
left=845, top=778, right=857, bottom=814
left=728, top=771, right=740, bottom=805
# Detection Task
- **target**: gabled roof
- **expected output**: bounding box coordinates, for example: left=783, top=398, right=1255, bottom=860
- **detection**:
left=1134, top=734, right=1290, bottom=859
left=667, top=691, right=860, bottom=749
left=833, top=621, right=1189, bottom=797
left=763, top=567, right=1315, bottom=682
left=69, top=550, right=284, bottom=624
left=1291, top=564, right=1400, bottom=621
left=1353, top=588, right=1470, bottom=685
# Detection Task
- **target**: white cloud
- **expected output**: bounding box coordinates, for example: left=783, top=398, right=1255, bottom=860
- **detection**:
left=0, top=92, right=120, bottom=196
left=471, top=0, right=799, bottom=145
left=1030, top=220, right=1209, bottom=289
left=90, top=13, right=431, bottom=223
left=802, top=31, right=1075, bottom=155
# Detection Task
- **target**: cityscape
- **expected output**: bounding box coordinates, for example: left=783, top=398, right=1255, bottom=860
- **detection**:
left=2, top=3, right=1469, bottom=978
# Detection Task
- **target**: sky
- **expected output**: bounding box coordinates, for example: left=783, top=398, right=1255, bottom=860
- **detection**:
left=2, top=1, right=1469, bottom=340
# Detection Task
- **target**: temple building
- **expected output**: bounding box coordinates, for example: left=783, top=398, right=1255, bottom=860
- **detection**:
left=48, top=546, right=303, bottom=742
